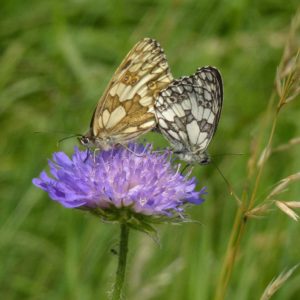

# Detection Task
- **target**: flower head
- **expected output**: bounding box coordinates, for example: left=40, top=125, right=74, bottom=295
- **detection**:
left=33, top=144, right=206, bottom=228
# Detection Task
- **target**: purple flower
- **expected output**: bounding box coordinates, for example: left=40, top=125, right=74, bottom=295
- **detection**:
left=33, top=144, right=206, bottom=226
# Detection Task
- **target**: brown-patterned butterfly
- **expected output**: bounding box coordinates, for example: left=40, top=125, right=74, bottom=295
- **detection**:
left=79, top=38, right=173, bottom=150
left=154, top=66, right=223, bottom=164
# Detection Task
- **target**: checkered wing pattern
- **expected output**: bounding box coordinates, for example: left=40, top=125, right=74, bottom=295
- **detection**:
left=82, top=38, right=173, bottom=149
left=155, top=66, right=223, bottom=163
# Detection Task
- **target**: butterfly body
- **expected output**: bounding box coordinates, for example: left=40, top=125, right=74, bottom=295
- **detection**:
left=155, top=66, right=223, bottom=165
left=80, top=38, right=173, bottom=150
left=174, top=149, right=210, bottom=165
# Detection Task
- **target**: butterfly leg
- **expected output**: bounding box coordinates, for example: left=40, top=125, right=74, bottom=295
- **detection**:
left=83, top=150, right=91, bottom=163
left=151, top=147, right=173, bottom=154
left=93, top=148, right=101, bottom=162
left=121, top=144, right=147, bottom=157
left=180, top=163, right=191, bottom=175
left=151, top=126, right=161, bottom=133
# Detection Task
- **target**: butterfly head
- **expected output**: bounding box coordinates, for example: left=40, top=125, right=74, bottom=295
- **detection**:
left=78, top=135, right=94, bottom=148
left=79, top=132, right=113, bottom=150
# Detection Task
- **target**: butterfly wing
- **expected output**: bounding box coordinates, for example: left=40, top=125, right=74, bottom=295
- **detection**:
left=90, top=38, right=173, bottom=145
left=155, top=66, right=223, bottom=155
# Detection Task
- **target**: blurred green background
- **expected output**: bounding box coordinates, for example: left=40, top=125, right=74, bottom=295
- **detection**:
left=1, top=0, right=300, bottom=299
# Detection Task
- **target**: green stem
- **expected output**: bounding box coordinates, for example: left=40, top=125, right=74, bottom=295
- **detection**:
left=112, top=223, right=130, bottom=300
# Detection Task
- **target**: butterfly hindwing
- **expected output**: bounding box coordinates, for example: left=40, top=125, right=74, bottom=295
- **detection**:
left=88, top=38, right=173, bottom=147
left=155, top=66, right=223, bottom=163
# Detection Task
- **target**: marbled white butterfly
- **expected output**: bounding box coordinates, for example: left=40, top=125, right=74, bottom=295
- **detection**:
left=154, top=66, right=223, bottom=164
left=79, top=38, right=173, bottom=150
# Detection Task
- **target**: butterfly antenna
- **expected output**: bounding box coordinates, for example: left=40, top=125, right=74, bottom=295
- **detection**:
left=57, top=134, right=83, bottom=146
left=211, top=152, right=247, bottom=158
left=34, top=130, right=82, bottom=136
left=210, top=160, right=241, bottom=205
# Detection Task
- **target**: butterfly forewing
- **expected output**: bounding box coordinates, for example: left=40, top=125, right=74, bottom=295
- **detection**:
left=155, top=66, right=223, bottom=163
left=86, top=38, right=173, bottom=149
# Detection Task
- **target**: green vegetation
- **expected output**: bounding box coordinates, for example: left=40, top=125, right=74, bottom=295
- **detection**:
left=1, top=0, right=299, bottom=299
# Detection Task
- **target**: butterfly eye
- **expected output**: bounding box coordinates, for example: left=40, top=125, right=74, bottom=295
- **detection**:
left=80, top=136, right=90, bottom=145
left=199, top=155, right=211, bottom=165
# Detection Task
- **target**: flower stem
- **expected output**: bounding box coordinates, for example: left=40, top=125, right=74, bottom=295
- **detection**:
left=112, top=223, right=130, bottom=300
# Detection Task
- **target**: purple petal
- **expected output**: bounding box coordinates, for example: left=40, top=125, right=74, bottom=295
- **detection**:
left=32, top=144, right=206, bottom=217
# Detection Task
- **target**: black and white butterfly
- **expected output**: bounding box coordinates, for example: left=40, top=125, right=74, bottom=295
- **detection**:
left=154, top=66, right=223, bottom=165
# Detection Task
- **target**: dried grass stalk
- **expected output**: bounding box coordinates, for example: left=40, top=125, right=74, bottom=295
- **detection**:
left=245, top=203, right=272, bottom=219
left=272, top=136, right=300, bottom=153
left=260, top=264, right=299, bottom=300
left=267, top=172, right=300, bottom=199
left=275, top=201, right=299, bottom=221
